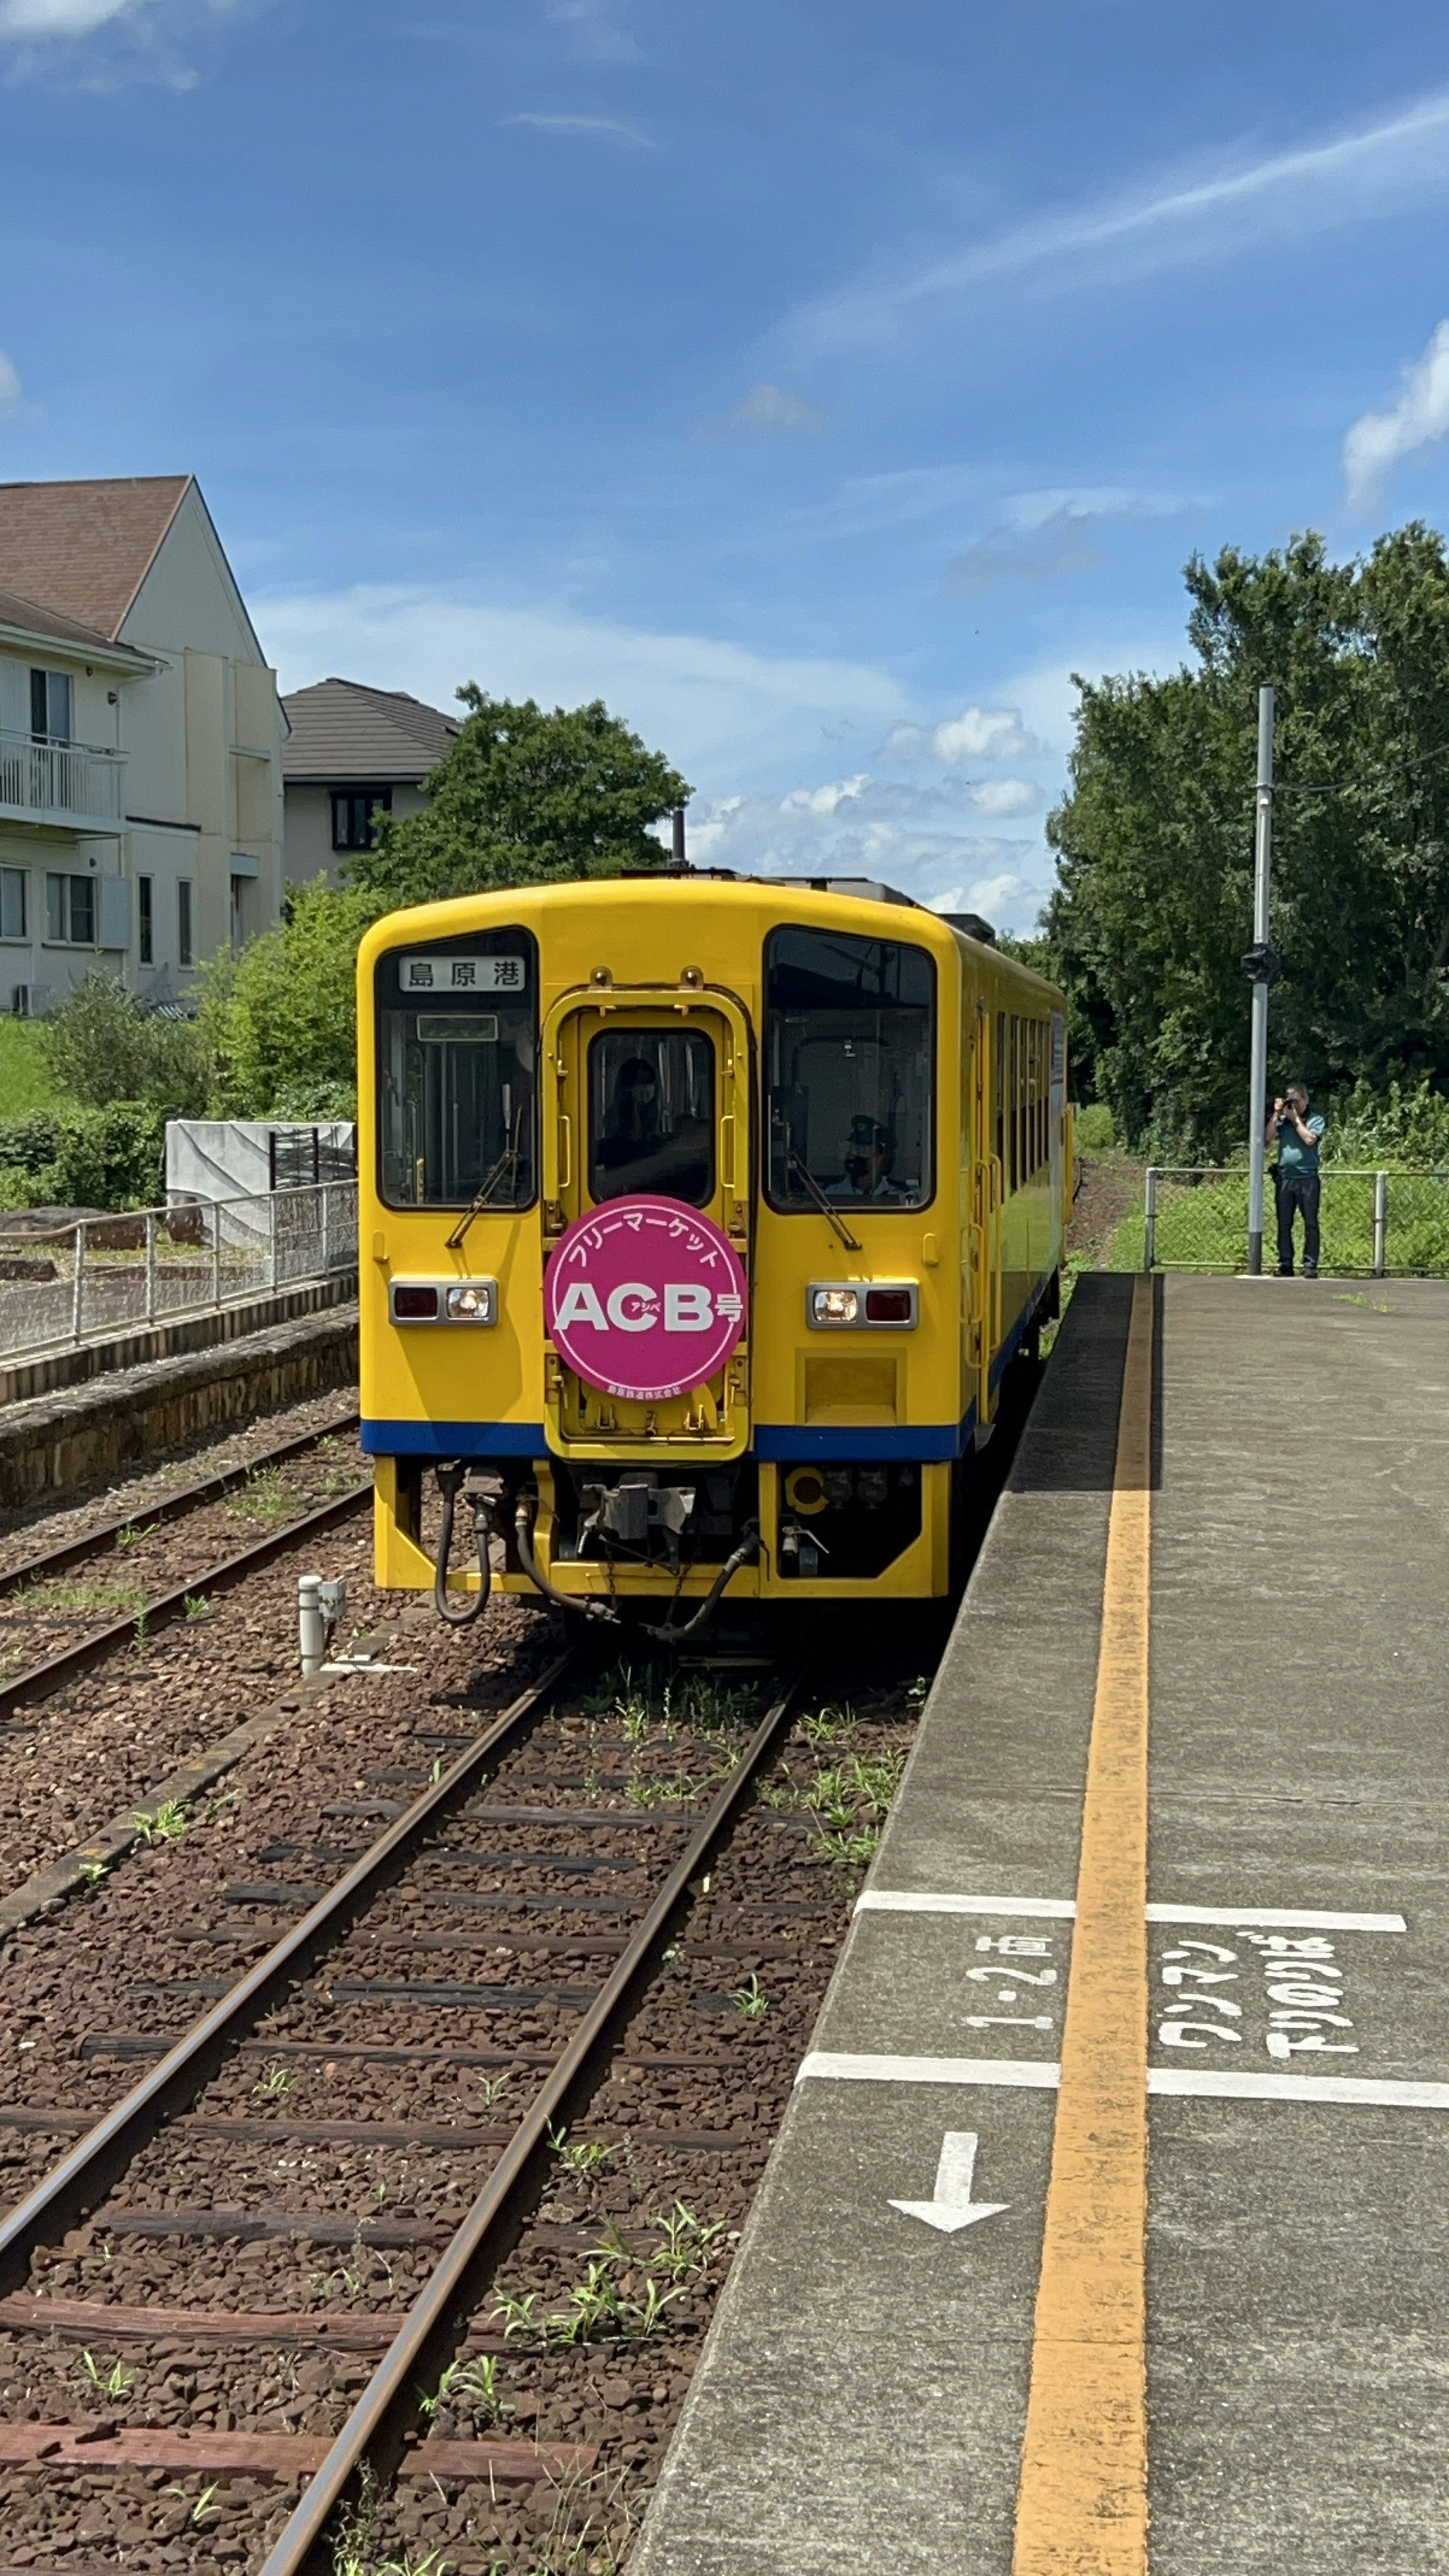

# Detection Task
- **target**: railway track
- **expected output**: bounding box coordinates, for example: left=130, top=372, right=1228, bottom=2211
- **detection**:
left=0, top=1406, right=368, bottom=1726
left=0, top=1633, right=917, bottom=2571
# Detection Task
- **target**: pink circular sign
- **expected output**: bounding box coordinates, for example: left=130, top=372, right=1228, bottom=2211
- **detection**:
left=545, top=1195, right=748, bottom=1402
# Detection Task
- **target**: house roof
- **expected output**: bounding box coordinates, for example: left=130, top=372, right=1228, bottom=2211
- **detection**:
left=0, top=477, right=191, bottom=643
left=280, top=676, right=460, bottom=784
left=0, top=582, right=128, bottom=656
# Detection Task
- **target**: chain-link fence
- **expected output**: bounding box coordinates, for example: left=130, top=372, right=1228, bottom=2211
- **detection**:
left=1112, top=1167, right=1449, bottom=1276
left=0, top=1179, right=358, bottom=1365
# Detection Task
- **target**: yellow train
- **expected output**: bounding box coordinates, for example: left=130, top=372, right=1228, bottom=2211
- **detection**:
left=357, top=872, right=1071, bottom=1632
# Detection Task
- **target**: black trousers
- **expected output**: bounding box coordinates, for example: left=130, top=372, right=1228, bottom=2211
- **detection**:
left=1275, top=1169, right=1320, bottom=1274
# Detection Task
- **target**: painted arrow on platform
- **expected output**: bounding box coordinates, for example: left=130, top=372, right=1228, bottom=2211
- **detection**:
left=888, top=2130, right=1009, bottom=2234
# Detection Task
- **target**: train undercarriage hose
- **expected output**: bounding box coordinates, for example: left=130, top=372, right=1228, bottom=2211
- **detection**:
left=513, top=1499, right=619, bottom=1624
left=433, top=1466, right=498, bottom=1627
left=639, top=1521, right=760, bottom=1643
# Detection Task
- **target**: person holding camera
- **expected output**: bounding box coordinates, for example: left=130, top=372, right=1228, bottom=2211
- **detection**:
left=1267, top=1083, right=1326, bottom=1278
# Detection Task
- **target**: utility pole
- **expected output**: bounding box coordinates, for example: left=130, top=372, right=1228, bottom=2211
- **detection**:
left=1243, top=685, right=1280, bottom=1274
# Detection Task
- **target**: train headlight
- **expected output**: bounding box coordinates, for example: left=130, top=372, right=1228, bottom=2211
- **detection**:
left=810, top=1285, right=859, bottom=1326
left=445, top=1281, right=496, bottom=1324
left=808, top=1281, right=918, bottom=1329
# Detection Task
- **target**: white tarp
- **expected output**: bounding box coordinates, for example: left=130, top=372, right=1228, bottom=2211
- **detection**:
left=166, top=1121, right=355, bottom=1202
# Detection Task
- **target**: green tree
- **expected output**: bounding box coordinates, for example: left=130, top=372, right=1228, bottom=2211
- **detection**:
left=202, top=882, right=389, bottom=1118
left=1046, top=526, right=1449, bottom=1154
left=348, top=689, right=691, bottom=907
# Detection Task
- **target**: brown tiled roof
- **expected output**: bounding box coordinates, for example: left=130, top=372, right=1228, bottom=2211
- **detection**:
left=0, top=477, right=191, bottom=642
left=0, top=582, right=128, bottom=655
left=280, top=676, right=461, bottom=783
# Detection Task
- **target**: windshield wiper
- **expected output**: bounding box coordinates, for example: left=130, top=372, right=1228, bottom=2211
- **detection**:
left=786, top=1148, right=862, bottom=1252
left=446, top=1131, right=521, bottom=1251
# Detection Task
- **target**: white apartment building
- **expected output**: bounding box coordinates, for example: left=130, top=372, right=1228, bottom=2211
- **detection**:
left=0, top=476, right=285, bottom=1020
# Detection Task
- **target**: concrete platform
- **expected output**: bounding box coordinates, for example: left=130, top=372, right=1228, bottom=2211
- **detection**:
left=0, top=1300, right=358, bottom=1507
left=635, top=1272, right=1449, bottom=2573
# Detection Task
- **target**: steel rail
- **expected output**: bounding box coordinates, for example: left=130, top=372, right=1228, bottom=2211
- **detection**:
left=0, top=1475, right=374, bottom=1723
left=0, top=1405, right=361, bottom=1602
left=257, top=1667, right=804, bottom=2576
left=0, top=1651, right=575, bottom=2295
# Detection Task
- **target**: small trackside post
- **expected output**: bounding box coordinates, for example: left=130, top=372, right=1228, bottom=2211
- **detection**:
left=144, top=1210, right=157, bottom=1326
left=298, top=1573, right=326, bottom=1676
left=1143, top=1168, right=1157, bottom=1274
left=1373, top=1170, right=1388, bottom=1279
left=71, top=1219, right=85, bottom=1343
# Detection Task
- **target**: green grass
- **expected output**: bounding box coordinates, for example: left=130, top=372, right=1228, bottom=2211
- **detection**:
left=0, top=1018, right=64, bottom=1116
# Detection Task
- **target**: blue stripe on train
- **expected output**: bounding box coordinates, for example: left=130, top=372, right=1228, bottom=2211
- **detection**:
left=363, top=1416, right=973, bottom=1464
left=362, top=1420, right=548, bottom=1458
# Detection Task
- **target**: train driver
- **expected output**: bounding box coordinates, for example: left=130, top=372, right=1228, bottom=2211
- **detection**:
left=841, top=1115, right=904, bottom=1199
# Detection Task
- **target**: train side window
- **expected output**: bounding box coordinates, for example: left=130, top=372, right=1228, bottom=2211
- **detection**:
left=764, top=925, right=935, bottom=1213
left=587, top=1027, right=715, bottom=1207
left=375, top=931, right=538, bottom=1210
left=995, top=1012, right=1005, bottom=1178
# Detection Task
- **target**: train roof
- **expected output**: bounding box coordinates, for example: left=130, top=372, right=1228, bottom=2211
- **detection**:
left=635, top=866, right=999, bottom=947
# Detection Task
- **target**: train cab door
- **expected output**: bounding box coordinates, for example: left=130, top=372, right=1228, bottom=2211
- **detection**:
left=540, top=983, right=753, bottom=1455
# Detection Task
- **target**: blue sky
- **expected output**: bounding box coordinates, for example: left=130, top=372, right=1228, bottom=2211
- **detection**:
left=5, top=1, right=1449, bottom=930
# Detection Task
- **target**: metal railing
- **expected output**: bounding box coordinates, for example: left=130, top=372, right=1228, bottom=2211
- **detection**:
left=1134, top=1167, right=1449, bottom=1277
left=0, top=1179, right=357, bottom=1365
left=0, top=730, right=126, bottom=825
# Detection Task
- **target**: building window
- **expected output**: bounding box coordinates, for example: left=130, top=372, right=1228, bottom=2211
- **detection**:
left=30, top=669, right=71, bottom=742
left=0, top=868, right=25, bottom=940
left=331, top=786, right=392, bottom=852
left=177, top=878, right=193, bottom=967
left=46, top=872, right=94, bottom=945
left=229, top=872, right=256, bottom=952
left=138, top=875, right=154, bottom=966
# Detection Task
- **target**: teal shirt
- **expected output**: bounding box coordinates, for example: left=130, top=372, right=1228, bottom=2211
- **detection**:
left=1276, top=1111, right=1324, bottom=1178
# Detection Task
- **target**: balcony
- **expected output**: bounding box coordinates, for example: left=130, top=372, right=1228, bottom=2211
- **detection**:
left=0, top=730, right=126, bottom=831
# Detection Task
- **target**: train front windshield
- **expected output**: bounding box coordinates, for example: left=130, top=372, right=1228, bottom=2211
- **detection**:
left=376, top=934, right=537, bottom=1208
left=765, top=925, right=935, bottom=1210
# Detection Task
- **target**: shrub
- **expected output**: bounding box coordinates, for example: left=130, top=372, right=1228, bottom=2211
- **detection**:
left=201, top=882, right=388, bottom=1118
left=0, top=1102, right=166, bottom=1212
left=1323, top=1077, right=1449, bottom=1170
left=1074, top=1103, right=1117, bottom=1152
left=42, top=972, right=208, bottom=1115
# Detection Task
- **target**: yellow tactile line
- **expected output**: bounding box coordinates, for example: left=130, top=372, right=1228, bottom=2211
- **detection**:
left=1011, top=1274, right=1153, bottom=2576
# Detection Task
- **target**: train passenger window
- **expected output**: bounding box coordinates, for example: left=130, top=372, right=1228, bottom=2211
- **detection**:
left=764, top=926, right=934, bottom=1213
left=375, top=931, right=538, bottom=1209
left=588, top=1028, right=715, bottom=1207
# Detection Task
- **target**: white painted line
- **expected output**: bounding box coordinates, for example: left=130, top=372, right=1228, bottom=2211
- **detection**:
left=797, top=2050, right=1449, bottom=2112
left=1146, top=1904, right=1406, bottom=1932
left=855, top=1892, right=1077, bottom=1920
left=1148, top=2067, right=1449, bottom=2109
left=854, top=1892, right=1407, bottom=1933
left=797, top=2051, right=1061, bottom=2090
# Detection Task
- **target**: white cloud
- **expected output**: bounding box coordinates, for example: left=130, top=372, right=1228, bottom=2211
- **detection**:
left=257, top=584, right=909, bottom=781
left=1343, top=318, right=1449, bottom=506
left=683, top=781, right=1047, bottom=932
left=806, top=87, right=1449, bottom=346
left=0, top=352, right=22, bottom=411
left=0, top=0, right=134, bottom=24
left=506, top=110, right=651, bottom=148
left=884, top=705, right=1037, bottom=764
left=695, top=383, right=825, bottom=443
left=548, top=0, right=637, bottom=60
left=966, top=777, right=1040, bottom=817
